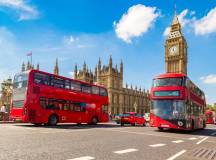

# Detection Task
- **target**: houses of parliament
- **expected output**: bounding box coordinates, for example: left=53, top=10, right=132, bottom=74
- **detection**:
left=1, top=10, right=187, bottom=115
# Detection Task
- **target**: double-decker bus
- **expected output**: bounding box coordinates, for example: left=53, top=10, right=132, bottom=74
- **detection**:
left=205, top=110, right=215, bottom=124
left=10, top=70, right=109, bottom=126
left=150, top=73, right=206, bottom=130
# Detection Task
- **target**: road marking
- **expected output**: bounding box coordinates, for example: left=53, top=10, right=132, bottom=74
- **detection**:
left=166, top=150, right=186, bottom=160
left=196, top=136, right=209, bottom=145
left=114, top=148, right=138, bottom=154
left=108, top=129, right=190, bottom=140
left=67, top=156, right=95, bottom=160
left=211, top=132, right=216, bottom=136
left=172, top=140, right=184, bottom=143
left=188, top=137, right=197, bottom=140
left=149, top=144, right=166, bottom=147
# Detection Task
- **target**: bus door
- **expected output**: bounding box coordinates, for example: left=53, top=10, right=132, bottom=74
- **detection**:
left=71, top=102, right=87, bottom=123
left=86, top=103, right=96, bottom=122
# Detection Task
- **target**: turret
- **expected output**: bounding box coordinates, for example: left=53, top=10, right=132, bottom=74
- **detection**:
left=21, top=62, right=25, bottom=72
left=74, top=64, right=78, bottom=79
left=54, top=58, right=59, bottom=75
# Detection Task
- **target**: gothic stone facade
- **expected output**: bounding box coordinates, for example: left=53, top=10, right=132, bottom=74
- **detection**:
left=0, top=78, right=13, bottom=111
left=74, top=57, right=150, bottom=115
left=165, top=11, right=188, bottom=75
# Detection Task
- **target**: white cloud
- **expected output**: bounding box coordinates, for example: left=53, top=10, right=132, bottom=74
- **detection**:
left=194, top=7, right=216, bottom=35
left=114, top=4, right=159, bottom=43
left=163, top=27, right=170, bottom=36
left=69, top=71, right=74, bottom=77
left=0, top=0, right=39, bottom=21
left=200, top=74, right=216, bottom=84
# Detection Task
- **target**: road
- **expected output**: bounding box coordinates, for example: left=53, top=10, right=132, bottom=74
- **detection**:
left=0, top=123, right=215, bottom=160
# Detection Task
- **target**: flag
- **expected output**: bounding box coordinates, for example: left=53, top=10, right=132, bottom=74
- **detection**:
left=26, top=52, right=32, bottom=56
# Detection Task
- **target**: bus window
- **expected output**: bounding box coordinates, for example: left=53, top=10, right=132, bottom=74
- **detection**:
left=153, top=78, right=183, bottom=87
left=47, top=99, right=57, bottom=110
left=51, top=77, right=65, bottom=88
left=64, top=101, right=70, bottom=110
left=100, top=88, right=108, bottom=96
left=71, top=81, right=81, bottom=91
left=74, top=103, right=81, bottom=112
left=82, top=85, right=91, bottom=94
left=102, top=105, right=108, bottom=113
left=34, top=73, right=50, bottom=85
left=65, top=80, right=71, bottom=89
left=80, top=103, right=86, bottom=112
left=92, top=86, right=99, bottom=95
left=40, top=97, right=47, bottom=109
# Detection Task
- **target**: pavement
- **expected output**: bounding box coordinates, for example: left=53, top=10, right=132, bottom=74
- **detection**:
left=0, top=122, right=215, bottom=160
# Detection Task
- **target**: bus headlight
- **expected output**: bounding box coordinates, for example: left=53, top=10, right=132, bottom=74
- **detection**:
left=178, top=121, right=184, bottom=127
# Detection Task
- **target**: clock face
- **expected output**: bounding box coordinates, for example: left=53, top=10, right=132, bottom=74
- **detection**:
left=169, top=45, right=178, bottom=55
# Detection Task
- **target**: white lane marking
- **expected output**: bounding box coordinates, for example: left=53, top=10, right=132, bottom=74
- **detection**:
left=166, top=150, right=186, bottom=160
left=149, top=144, right=166, bottom=147
left=67, top=156, right=95, bottom=160
left=211, top=132, right=216, bottom=136
left=199, top=136, right=205, bottom=138
left=114, top=148, right=138, bottom=154
left=188, top=137, right=197, bottom=140
left=196, top=137, right=209, bottom=145
left=172, top=140, right=184, bottom=143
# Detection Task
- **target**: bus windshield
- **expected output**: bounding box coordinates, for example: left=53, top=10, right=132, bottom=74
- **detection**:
left=153, top=78, right=183, bottom=87
left=151, top=100, right=185, bottom=119
left=12, top=73, right=29, bottom=108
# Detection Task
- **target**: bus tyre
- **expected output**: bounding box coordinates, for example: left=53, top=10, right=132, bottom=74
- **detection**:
left=143, top=122, right=146, bottom=127
left=91, top=117, right=98, bottom=125
left=131, top=123, right=135, bottom=126
left=158, top=127, right=164, bottom=131
left=121, top=123, right=124, bottom=126
left=48, top=115, right=58, bottom=126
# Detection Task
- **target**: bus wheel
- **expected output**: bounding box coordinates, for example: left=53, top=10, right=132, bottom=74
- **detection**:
left=158, top=127, right=164, bottom=131
left=120, top=123, right=124, bottom=126
left=48, top=115, right=58, bottom=126
left=91, top=117, right=98, bottom=125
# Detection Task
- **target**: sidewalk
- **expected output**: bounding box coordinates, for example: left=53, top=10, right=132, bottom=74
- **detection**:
left=0, top=121, right=16, bottom=124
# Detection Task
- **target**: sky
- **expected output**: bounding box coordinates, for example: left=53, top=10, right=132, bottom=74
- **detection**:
left=0, top=0, right=216, bottom=104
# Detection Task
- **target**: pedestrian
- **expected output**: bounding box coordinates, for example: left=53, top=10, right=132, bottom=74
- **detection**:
left=0, top=104, right=6, bottom=122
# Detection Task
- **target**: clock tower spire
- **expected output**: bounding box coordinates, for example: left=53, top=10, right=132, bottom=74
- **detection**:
left=165, top=7, right=188, bottom=75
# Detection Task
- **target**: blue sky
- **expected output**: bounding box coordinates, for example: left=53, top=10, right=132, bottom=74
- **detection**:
left=0, top=0, right=216, bottom=104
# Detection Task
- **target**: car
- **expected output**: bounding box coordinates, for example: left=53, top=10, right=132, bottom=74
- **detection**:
left=112, top=114, right=123, bottom=124
left=120, top=112, right=146, bottom=126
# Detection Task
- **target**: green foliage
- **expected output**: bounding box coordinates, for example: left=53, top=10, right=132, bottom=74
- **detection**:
left=207, top=104, right=216, bottom=113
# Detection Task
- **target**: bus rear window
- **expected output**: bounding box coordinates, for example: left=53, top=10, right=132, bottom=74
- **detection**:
left=153, top=78, right=183, bottom=87
left=13, top=73, right=28, bottom=89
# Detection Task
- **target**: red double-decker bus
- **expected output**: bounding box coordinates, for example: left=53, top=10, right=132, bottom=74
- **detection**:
left=10, top=70, right=109, bottom=126
left=205, top=110, right=215, bottom=124
left=150, top=73, right=206, bottom=130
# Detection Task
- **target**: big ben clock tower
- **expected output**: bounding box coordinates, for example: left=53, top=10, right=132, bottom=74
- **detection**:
left=165, top=10, right=188, bottom=75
